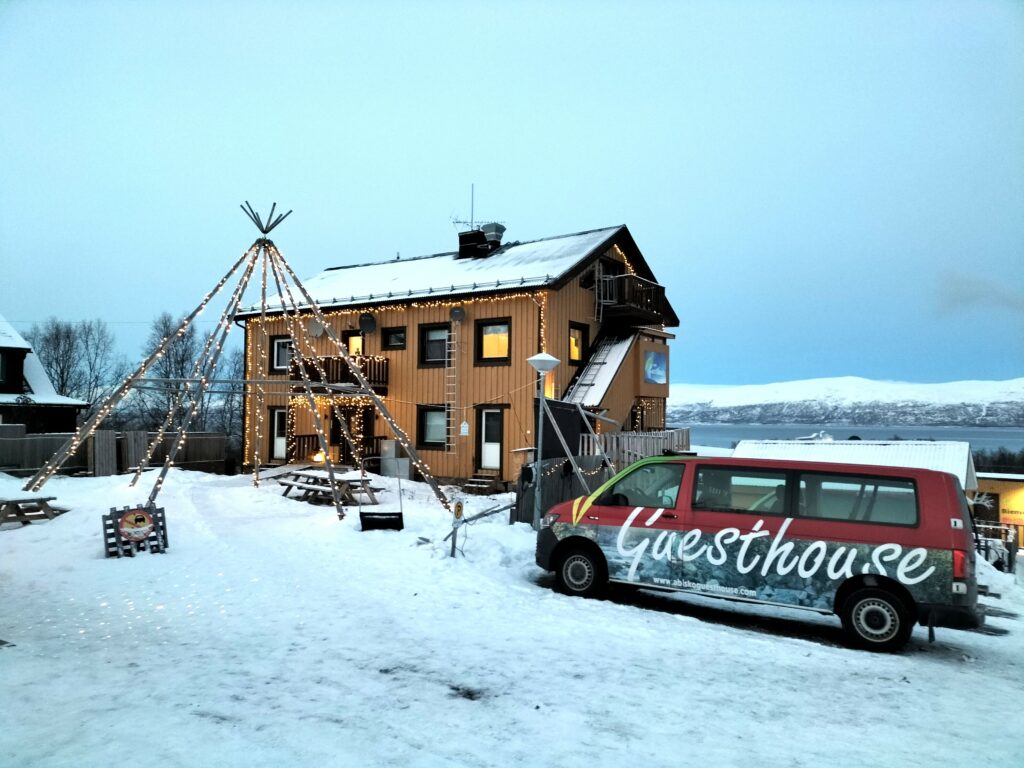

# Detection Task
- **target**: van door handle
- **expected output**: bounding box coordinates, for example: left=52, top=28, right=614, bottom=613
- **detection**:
left=662, top=513, right=678, bottom=519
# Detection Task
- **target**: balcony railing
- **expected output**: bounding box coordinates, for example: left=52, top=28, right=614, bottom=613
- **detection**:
left=598, top=274, right=667, bottom=326
left=289, top=355, right=389, bottom=394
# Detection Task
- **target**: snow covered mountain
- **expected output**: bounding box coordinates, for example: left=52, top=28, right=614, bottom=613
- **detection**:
left=667, top=376, right=1024, bottom=426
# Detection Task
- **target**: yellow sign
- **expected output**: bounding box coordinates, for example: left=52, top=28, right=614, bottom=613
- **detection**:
left=453, top=500, right=464, bottom=520
left=1000, top=508, right=1024, bottom=527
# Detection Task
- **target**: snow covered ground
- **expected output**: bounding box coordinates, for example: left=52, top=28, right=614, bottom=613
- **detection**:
left=2, top=469, right=1022, bottom=768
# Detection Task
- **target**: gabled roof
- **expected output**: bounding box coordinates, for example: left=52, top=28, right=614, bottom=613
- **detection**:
left=238, top=225, right=677, bottom=325
left=731, top=439, right=977, bottom=491
left=0, top=312, right=31, bottom=350
left=0, top=354, right=89, bottom=407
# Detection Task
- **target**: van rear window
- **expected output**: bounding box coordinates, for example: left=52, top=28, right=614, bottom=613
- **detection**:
left=797, top=474, right=918, bottom=526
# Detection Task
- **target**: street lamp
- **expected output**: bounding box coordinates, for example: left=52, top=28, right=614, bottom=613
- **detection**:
left=527, top=352, right=560, bottom=529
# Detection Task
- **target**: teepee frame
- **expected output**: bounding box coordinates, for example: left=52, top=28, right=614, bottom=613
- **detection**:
left=24, top=204, right=451, bottom=515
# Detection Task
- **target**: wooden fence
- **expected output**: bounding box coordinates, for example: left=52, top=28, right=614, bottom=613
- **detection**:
left=0, top=424, right=226, bottom=478
left=579, top=428, right=691, bottom=471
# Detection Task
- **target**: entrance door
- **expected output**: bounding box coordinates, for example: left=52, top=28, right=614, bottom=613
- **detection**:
left=270, top=408, right=287, bottom=461
left=480, top=409, right=502, bottom=470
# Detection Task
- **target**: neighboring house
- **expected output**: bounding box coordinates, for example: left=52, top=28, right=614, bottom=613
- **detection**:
left=0, top=313, right=88, bottom=432
left=237, top=224, right=679, bottom=484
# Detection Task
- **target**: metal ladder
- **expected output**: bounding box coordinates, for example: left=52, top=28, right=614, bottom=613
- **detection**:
left=564, top=337, right=615, bottom=404
left=444, top=320, right=459, bottom=452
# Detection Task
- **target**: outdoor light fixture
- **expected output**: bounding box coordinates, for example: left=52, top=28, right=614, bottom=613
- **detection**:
left=527, top=352, right=560, bottom=529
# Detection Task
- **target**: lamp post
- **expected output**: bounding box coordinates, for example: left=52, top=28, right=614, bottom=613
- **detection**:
left=527, top=352, right=560, bottom=529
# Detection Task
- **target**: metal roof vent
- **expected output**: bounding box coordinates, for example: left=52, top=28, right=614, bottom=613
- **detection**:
left=481, top=222, right=506, bottom=248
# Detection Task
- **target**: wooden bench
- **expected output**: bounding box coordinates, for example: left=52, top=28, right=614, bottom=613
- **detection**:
left=0, top=496, right=69, bottom=526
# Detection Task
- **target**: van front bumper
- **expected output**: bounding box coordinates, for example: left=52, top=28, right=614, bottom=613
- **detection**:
left=535, top=527, right=559, bottom=571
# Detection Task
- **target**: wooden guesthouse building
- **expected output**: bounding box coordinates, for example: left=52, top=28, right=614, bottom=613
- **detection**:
left=237, top=224, right=679, bottom=486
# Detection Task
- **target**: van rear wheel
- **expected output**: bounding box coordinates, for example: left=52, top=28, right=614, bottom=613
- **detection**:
left=555, top=546, right=606, bottom=598
left=840, top=588, right=913, bottom=652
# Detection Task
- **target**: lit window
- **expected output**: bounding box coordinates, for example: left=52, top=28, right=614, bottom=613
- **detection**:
left=343, top=331, right=363, bottom=356
left=475, top=318, right=511, bottom=365
left=568, top=323, right=588, bottom=364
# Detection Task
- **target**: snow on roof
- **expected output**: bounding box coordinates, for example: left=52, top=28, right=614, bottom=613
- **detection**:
left=978, top=472, right=1024, bottom=482
left=0, top=312, right=31, bottom=350
left=0, top=353, right=89, bottom=407
left=731, top=439, right=978, bottom=490
left=563, top=334, right=636, bottom=406
left=241, top=226, right=622, bottom=313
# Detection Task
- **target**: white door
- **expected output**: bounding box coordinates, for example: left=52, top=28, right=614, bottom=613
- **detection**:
left=480, top=409, right=502, bottom=470
left=271, top=409, right=288, bottom=461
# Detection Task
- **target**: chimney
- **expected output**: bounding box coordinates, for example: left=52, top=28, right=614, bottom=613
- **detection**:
left=457, top=223, right=506, bottom=259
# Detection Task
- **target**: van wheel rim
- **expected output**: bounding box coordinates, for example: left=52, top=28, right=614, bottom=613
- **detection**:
left=563, top=555, right=594, bottom=591
left=853, top=598, right=898, bottom=642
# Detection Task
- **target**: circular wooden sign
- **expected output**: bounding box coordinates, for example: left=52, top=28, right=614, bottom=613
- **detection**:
left=119, top=509, right=154, bottom=542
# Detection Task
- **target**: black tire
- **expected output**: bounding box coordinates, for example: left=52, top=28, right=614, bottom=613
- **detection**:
left=555, top=546, right=607, bottom=598
left=840, top=588, right=913, bottom=652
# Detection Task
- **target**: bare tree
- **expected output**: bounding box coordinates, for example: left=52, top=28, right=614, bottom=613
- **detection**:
left=132, top=312, right=201, bottom=429
left=25, top=318, right=83, bottom=396
left=24, top=317, right=122, bottom=418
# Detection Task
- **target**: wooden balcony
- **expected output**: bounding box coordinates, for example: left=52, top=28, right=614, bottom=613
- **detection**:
left=598, top=274, right=668, bottom=326
left=290, top=355, right=389, bottom=394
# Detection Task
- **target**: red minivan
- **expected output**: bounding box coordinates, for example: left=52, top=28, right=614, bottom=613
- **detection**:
left=536, top=456, right=984, bottom=651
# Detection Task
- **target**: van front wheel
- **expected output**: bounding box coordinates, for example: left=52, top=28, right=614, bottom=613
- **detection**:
left=556, top=546, right=606, bottom=598
left=840, top=588, right=913, bottom=652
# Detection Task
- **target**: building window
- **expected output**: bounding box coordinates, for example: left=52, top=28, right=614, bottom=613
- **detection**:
left=270, top=336, right=293, bottom=373
left=0, top=352, right=5, bottom=384
left=342, top=330, right=363, bottom=356
left=382, top=326, right=406, bottom=350
left=418, top=323, right=450, bottom=367
left=475, top=318, right=511, bottom=365
left=417, top=405, right=448, bottom=449
left=568, top=323, right=589, bottom=364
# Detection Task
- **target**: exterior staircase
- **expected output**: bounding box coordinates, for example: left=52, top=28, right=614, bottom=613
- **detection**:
left=463, top=469, right=501, bottom=495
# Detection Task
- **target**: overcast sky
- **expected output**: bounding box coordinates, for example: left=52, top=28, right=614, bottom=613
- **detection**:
left=1, top=0, right=1021, bottom=385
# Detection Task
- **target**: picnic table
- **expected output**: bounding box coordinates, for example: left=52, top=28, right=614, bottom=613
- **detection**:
left=0, top=495, right=70, bottom=526
left=276, top=468, right=381, bottom=506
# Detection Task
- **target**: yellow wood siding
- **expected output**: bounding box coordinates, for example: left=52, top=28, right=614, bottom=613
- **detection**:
left=242, top=243, right=669, bottom=481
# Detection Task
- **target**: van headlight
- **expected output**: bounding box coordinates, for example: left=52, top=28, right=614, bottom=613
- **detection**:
left=541, top=512, right=561, bottom=528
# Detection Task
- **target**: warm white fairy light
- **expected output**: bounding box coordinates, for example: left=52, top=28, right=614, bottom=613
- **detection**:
left=269, top=244, right=451, bottom=509
left=24, top=245, right=257, bottom=493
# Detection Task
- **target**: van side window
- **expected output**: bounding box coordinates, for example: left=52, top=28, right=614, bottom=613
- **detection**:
left=798, top=474, right=918, bottom=526
left=693, top=467, right=789, bottom=514
left=601, top=463, right=685, bottom=508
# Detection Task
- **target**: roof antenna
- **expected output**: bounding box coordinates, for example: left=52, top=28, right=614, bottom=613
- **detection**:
left=451, top=183, right=503, bottom=231
left=241, top=201, right=293, bottom=235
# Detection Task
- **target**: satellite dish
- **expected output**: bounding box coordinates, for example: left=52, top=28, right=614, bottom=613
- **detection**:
left=450, top=306, right=466, bottom=322
left=308, top=319, right=325, bottom=337
left=359, top=313, right=377, bottom=333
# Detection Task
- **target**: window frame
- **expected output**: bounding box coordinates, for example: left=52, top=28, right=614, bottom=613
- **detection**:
left=597, top=461, right=687, bottom=509
left=381, top=326, right=407, bottom=350
left=474, top=317, right=512, bottom=366
left=568, top=322, right=589, bottom=365
left=341, top=329, right=364, bottom=356
left=418, top=322, right=451, bottom=368
left=416, top=404, right=448, bottom=450
left=269, top=336, right=294, bottom=373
